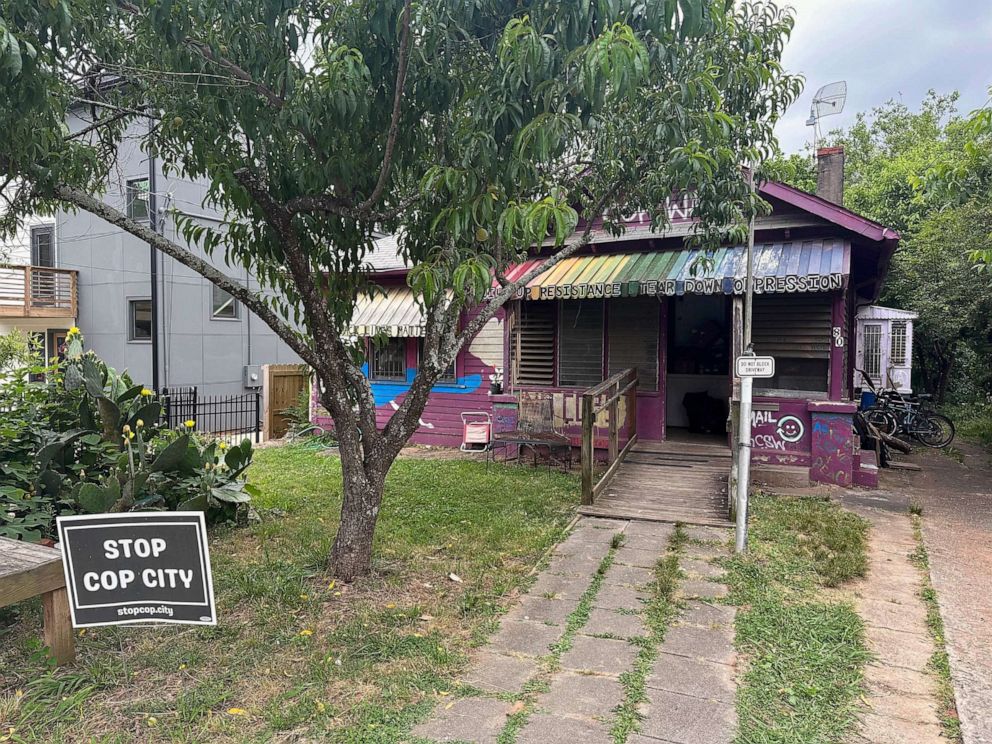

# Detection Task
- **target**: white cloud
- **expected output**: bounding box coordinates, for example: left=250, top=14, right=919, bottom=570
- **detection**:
left=773, top=0, right=992, bottom=153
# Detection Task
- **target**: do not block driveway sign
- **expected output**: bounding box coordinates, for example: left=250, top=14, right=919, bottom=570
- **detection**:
left=56, top=512, right=217, bottom=628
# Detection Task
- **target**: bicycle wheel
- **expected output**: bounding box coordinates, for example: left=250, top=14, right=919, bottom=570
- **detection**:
left=916, top=413, right=955, bottom=448
left=865, top=407, right=897, bottom=436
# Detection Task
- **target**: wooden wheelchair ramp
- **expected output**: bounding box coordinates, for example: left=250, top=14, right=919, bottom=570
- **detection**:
left=579, top=440, right=732, bottom=527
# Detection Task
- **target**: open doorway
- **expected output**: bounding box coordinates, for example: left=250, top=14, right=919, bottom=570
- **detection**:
left=665, top=295, right=730, bottom=443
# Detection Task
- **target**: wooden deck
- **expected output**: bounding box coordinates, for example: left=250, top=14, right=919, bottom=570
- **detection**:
left=579, top=440, right=732, bottom=526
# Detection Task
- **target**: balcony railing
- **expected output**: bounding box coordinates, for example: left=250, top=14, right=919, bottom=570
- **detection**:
left=0, top=264, right=78, bottom=318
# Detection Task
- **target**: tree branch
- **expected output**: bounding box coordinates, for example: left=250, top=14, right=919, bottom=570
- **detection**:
left=355, top=0, right=413, bottom=213
left=49, top=182, right=320, bottom=370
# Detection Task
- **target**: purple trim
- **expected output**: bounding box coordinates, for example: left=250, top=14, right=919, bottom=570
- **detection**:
left=829, top=292, right=847, bottom=400
left=758, top=181, right=901, bottom=242
left=807, top=400, right=857, bottom=414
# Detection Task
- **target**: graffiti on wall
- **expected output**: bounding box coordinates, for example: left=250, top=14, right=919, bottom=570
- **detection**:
left=749, top=409, right=806, bottom=451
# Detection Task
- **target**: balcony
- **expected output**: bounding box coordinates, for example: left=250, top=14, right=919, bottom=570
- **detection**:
left=0, top=264, right=78, bottom=319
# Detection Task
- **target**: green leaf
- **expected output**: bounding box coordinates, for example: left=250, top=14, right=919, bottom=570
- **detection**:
left=178, top=493, right=209, bottom=512
left=78, top=483, right=117, bottom=514
left=149, top=434, right=190, bottom=472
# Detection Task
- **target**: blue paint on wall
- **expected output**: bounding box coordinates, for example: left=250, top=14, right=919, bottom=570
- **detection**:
left=361, top=364, right=484, bottom=407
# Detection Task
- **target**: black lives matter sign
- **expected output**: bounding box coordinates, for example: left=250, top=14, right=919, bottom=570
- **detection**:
left=56, top=513, right=217, bottom=627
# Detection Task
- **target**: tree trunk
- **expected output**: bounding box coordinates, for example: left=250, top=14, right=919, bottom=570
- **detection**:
left=329, top=478, right=381, bottom=581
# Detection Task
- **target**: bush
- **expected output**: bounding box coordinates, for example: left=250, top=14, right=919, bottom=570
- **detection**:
left=0, top=330, right=254, bottom=542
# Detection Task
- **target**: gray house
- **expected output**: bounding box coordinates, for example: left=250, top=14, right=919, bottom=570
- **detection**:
left=54, top=114, right=301, bottom=397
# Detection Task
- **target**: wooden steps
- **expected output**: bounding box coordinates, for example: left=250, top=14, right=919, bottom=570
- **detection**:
left=579, top=441, right=732, bottom=526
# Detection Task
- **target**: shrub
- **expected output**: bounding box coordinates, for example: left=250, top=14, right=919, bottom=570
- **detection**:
left=0, top=331, right=253, bottom=542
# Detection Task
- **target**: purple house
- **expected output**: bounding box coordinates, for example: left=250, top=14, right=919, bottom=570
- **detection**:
left=313, top=147, right=899, bottom=489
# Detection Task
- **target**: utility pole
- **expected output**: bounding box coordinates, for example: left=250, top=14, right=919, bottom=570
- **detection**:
left=148, top=123, right=160, bottom=393
left=735, top=165, right=756, bottom=554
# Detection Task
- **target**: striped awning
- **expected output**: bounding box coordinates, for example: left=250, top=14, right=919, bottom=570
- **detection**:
left=503, top=240, right=850, bottom=300
left=350, top=286, right=424, bottom=337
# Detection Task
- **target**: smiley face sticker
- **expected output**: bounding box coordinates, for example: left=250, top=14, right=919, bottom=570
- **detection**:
left=776, top=415, right=805, bottom=443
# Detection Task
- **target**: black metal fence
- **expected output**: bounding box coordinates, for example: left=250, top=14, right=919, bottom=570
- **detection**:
left=160, top=386, right=262, bottom=443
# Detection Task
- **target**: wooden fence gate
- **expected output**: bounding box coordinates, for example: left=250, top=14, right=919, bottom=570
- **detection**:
left=263, top=364, right=309, bottom=440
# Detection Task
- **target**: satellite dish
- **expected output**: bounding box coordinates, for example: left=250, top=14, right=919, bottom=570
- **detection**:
left=805, top=81, right=847, bottom=152
left=806, top=81, right=847, bottom=126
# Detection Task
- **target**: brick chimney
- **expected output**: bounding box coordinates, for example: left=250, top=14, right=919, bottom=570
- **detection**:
left=816, top=146, right=845, bottom=205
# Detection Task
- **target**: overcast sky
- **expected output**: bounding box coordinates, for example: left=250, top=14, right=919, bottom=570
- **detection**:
left=773, top=0, right=992, bottom=154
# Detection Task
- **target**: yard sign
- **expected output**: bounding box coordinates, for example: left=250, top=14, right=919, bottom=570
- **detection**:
left=55, top=512, right=217, bottom=628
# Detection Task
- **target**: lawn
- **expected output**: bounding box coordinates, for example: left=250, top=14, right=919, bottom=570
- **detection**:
left=0, top=446, right=578, bottom=743
left=724, top=493, right=872, bottom=744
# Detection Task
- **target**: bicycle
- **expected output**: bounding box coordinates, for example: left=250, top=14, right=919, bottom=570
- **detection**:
left=858, top=370, right=955, bottom=448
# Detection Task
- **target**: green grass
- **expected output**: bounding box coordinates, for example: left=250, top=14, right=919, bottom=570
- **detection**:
left=611, top=524, right=685, bottom=743
left=726, top=494, right=872, bottom=743
left=0, top=446, right=578, bottom=743
left=950, top=402, right=992, bottom=448
left=909, top=515, right=963, bottom=742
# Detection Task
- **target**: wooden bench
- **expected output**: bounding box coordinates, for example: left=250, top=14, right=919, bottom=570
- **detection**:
left=0, top=536, right=74, bottom=664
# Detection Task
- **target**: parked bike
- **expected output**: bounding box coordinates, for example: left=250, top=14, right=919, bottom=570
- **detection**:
left=857, top=370, right=955, bottom=448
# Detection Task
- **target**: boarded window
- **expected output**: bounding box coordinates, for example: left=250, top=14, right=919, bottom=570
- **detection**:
left=608, top=297, right=660, bottom=391
left=753, top=293, right=832, bottom=393
left=511, top=302, right=555, bottom=386
left=890, top=320, right=907, bottom=366
left=558, top=300, right=604, bottom=387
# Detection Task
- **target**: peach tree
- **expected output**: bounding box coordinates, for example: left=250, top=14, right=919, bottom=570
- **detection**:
left=0, top=0, right=801, bottom=578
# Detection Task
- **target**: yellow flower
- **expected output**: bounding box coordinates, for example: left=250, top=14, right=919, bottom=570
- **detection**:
left=146, top=717, right=158, bottom=727
left=299, top=629, right=313, bottom=637
left=140, top=388, right=153, bottom=397
left=184, top=420, right=195, bottom=428
left=136, top=419, right=144, bottom=428
left=122, top=424, right=131, bottom=433
left=316, top=701, right=326, bottom=713
left=67, top=326, right=80, bottom=336
left=218, top=441, right=228, bottom=450
left=226, top=708, right=248, bottom=716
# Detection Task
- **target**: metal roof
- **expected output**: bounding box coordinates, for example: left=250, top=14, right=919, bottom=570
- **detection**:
left=350, top=286, right=424, bottom=337
left=503, top=240, right=851, bottom=300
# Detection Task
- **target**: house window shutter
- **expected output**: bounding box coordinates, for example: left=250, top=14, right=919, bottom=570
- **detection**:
left=558, top=300, right=604, bottom=387
left=608, top=297, right=659, bottom=391
left=511, top=302, right=555, bottom=386
left=753, top=293, right=833, bottom=392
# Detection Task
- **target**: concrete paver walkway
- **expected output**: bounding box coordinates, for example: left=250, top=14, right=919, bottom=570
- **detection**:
left=839, top=496, right=946, bottom=744
left=412, top=518, right=737, bottom=744
left=886, top=442, right=992, bottom=744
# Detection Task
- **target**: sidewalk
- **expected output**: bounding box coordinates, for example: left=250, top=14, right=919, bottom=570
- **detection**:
left=412, top=517, right=736, bottom=744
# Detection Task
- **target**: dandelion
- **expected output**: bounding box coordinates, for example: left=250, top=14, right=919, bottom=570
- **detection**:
left=185, top=420, right=196, bottom=428
left=299, top=629, right=313, bottom=637
left=140, top=388, right=153, bottom=397
left=316, top=701, right=326, bottom=714
left=147, top=717, right=158, bottom=727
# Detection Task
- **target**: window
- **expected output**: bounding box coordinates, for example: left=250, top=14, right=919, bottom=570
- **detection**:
left=30, top=225, right=55, bottom=267
left=128, top=299, right=152, bottom=342
left=890, top=320, right=908, bottom=367
left=370, top=337, right=406, bottom=381
left=510, top=302, right=555, bottom=386
left=558, top=300, right=604, bottom=387
left=211, top=284, right=239, bottom=319
left=609, top=297, right=660, bottom=391
left=126, top=178, right=150, bottom=221
left=862, top=323, right=882, bottom=382
left=753, top=294, right=832, bottom=394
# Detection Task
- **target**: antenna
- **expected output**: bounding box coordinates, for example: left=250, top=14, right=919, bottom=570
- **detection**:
left=805, top=81, right=847, bottom=152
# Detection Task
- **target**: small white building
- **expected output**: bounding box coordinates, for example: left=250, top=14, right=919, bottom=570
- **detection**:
left=855, top=305, right=917, bottom=392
